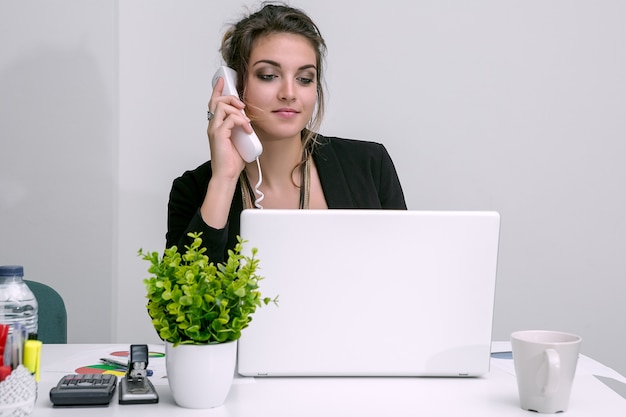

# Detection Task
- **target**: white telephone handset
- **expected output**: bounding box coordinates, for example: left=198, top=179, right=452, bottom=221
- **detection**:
left=211, top=66, right=263, bottom=162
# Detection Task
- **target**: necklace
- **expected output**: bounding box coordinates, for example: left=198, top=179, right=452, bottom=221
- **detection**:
left=241, top=155, right=311, bottom=209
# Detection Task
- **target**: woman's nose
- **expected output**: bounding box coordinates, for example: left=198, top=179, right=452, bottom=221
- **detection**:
left=279, top=79, right=296, bottom=102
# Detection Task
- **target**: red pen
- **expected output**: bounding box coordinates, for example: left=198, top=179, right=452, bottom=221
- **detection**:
left=0, top=324, right=11, bottom=381
left=0, top=324, right=8, bottom=363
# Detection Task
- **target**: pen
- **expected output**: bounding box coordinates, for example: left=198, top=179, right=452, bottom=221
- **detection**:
left=99, top=358, right=153, bottom=376
left=0, top=324, right=8, bottom=364
left=0, top=324, right=10, bottom=382
left=99, top=357, right=128, bottom=368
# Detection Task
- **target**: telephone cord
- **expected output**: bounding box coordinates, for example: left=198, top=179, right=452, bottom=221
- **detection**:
left=253, top=157, right=264, bottom=209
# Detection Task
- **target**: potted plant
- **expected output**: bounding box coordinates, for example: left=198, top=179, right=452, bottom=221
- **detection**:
left=139, top=232, right=276, bottom=409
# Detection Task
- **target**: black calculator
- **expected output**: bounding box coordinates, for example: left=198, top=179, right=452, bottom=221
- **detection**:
left=49, top=373, right=117, bottom=406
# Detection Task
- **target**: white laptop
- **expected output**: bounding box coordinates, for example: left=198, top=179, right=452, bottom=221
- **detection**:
left=237, top=209, right=500, bottom=377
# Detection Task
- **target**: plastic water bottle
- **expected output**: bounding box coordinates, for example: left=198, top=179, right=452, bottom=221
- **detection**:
left=0, top=265, right=38, bottom=336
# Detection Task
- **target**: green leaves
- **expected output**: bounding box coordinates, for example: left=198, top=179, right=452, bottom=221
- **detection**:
left=139, top=232, right=277, bottom=347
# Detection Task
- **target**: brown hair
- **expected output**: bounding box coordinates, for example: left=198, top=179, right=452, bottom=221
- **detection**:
left=220, top=2, right=327, bottom=157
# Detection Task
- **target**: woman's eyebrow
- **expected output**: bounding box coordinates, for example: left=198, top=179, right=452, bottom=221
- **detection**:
left=252, top=59, right=281, bottom=68
left=252, top=60, right=317, bottom=72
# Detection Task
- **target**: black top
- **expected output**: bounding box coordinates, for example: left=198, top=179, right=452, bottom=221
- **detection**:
left=166, top=135, right=407, bottom=262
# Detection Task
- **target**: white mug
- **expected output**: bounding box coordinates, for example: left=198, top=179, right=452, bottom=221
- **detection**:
left=511, top=330, right=582, bottom=414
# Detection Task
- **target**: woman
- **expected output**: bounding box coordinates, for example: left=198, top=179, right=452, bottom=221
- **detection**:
left=167, top=2, right=406, bottom=262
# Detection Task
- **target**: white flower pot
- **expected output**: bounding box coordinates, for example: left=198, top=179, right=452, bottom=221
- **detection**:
left=165, top=340, right=237, bottom=409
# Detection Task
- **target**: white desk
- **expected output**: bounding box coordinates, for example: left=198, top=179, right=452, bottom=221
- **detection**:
left=32, top=343, right=626, bottom=416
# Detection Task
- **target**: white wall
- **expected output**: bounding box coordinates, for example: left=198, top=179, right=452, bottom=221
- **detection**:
left=2, top=1, right=625, bottom=376
left=0, top=0, right=116, bottom=342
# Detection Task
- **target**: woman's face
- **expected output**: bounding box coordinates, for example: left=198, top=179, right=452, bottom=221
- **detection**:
left=243, top=32, right=318, bottom=142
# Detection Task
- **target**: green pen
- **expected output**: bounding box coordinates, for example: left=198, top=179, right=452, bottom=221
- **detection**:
left=99, top=357, right=153, bottom=376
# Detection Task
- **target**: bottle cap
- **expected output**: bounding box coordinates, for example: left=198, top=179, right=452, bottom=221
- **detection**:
left=0, top=265, right=24, bottom=276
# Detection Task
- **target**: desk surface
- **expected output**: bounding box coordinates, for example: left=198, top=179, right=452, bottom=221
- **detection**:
left=32, top=343, right=626, bottom=416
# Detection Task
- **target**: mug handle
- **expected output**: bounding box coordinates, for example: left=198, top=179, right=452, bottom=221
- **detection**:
left=543, top=348, right=561, bottom=395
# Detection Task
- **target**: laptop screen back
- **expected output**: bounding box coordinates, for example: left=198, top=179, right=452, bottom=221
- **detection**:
left=237, top=210, right=500, bottom=377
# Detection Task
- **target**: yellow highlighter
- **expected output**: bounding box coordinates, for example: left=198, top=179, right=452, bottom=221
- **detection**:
left=23, top=340, right=42, bottom=382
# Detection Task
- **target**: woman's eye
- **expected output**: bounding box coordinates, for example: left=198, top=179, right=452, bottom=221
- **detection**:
left=258, top=74, right=277, bottom=81
left=297, top=77, right=314, bottom=85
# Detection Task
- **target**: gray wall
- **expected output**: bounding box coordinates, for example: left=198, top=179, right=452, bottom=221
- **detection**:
left=0, top=0, right=116, bottom=342
left=1, top=1, right=624, bottom=376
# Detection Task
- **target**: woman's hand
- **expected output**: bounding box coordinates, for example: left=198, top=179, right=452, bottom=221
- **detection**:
left=200, top=77, right=256, bottom=229
left=207, top=77, right=255, bottom=182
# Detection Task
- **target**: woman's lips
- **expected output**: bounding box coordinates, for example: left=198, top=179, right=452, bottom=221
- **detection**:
left=273, top=108, right=299, bottom=118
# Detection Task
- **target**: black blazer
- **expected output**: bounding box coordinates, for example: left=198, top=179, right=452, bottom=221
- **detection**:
left=166, top=135, right=407, bottom=262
